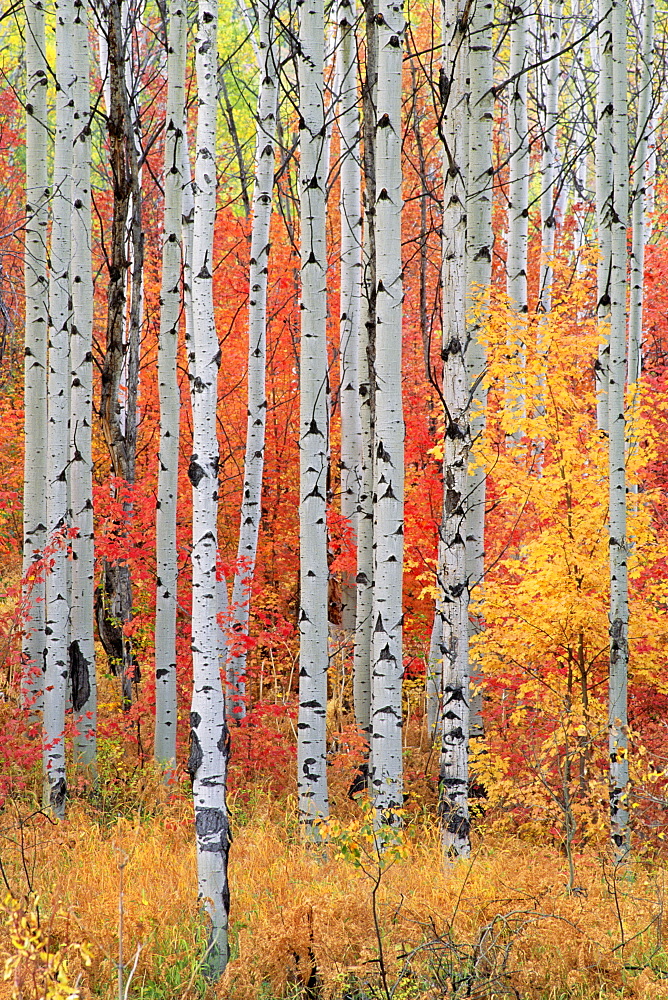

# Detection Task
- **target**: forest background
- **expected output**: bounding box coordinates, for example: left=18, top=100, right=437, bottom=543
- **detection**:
left=1, top=0, right=668, bottom=997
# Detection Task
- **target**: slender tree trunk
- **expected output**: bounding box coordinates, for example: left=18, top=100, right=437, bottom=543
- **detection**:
left=155, top=0, right=187, bottom=771
left=70, top=0, right=97, bottom=777
left=628, top=0, right=654, bottom=387
left=537, top=0, right=562, bottom=315
left=188, top=0, right=231, bottom=975
left=353, top=0, right=378, bottom=745
left=337, top=0, right=362, bottom=636
left=297, top=0, right=330, bottom=829
left=44, top=0, right=75, bottom=819
left=227, top=0, right=279, bottom=722
left=607, top=0, right=630, bottom=861
left=22, top=0, right=49, bottom=715
left=370, top=0, right=405, bottom=821
left=595, top=0, right=613, bottom=433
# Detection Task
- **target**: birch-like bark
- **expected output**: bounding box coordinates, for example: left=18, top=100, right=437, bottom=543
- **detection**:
left=189, top=0, right=231, bottom=975
left=22, top=0, right=49, bottom=714
left=627, top=0, right=654, bottom=387
left=506, top=0, right=529, bottom=432
left=354, top=0, right=378, bottom=742
left=337, top=0, right=362, bottom=635
left=607, top=0, right=630, bottom=861
left=44, top=0, right=75, bottom=818
left=155, top=0, right=187, bottom=771
left=227, top=0, right=279, bottom=722
left=595, top=0, right=613, bottom=433
left=465, top=0, right=493, bottom=629
left=298, top=0, right=330, bottom=828
left=70, top=0, right=97, bottom=777
left=537, top=0, right=562, bottom=316
left=438, top=0, right=471, bottom=858
left=370, top=0, right=405, bottom=820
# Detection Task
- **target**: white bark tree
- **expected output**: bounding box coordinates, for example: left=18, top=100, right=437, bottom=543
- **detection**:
left=70, top=0, right=97, bottom=776
left=227, top=0, right=279, bottom=723
left=537, top=0, right=562, bottom=316
left=438, top=0, right=471, bottom=858
left=606, top=0, right=630, bottom=860
left=297, top=0, right=330, bottom=829
left=595, top=0, right=613, bottom=433
left=22, top=0, right=49, bottom=715
left=370, top=0, right=405, bottom=820
left=44, top=0, right=75, bottom=818
left=188, top=0, right=231, bottom=974
left=155, top=0, right=187, bottom=771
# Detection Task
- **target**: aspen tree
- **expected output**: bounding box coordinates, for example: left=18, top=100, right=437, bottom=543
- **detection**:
left=628, top=0, right=655, bottom=387
left=298, top=0, right=330, bottom=828
left=595, top=0, right=613, bottom=433
left=188, top=0, right=231, bottom=973
left=537, top=0, right=562, bottom=316
left=506, top=0, right=529, bottom=430
left=70, top=0, right=97, bottom=776
left=354, top=0, right=378, bottom=743
left=22, top=0, right=49, bottom=714
left=465, top=0, right=493, bottom=640
left=227, top=0, right=279, bottom=722
left=438, top=0, right=471, bottom=857
left=155, top=0, right=187, bottom=771
left=337, top=0, right=363, bottom=636
left=371, top=0, right=405, bottom=819
left=607, top=0, right=630, bottom=860
left=44, top=0, right=75, bottom=818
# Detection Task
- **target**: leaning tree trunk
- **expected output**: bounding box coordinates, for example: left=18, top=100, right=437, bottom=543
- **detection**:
left=188, top=0, right=231, bottom=976
left=43, top=0, right=75, bottom=819
left=607, top=0, right=630, bottom=862
left=353, top=0, right=378, bottom=745
left=70, top=0, right=97, bottom=777
left=297, top=0, right=330, bottom=831
left=370, top=0, right=405, bottom=821
left=154, top=0, right=187, bottom=771
left=595, top=0, right=613, bottom=434
left=22, top=0, right=49, bottom=715
left=227, top=0, right=279, bottom=723
left=627, top=0, right=655, bottom=388
left=438, top=0, right=471, bottom=859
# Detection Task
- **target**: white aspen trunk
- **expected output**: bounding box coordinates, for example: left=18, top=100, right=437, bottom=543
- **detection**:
left=465, top=0, right=493, bottom=646
left=607, top=0, right=630, bottom=861
left=438, top=0, right=471, bottom=858
left=370, top=0, right=405, bottom=820
left=181, top=130, right=195, bottom=391
left=337, top=0, right=363, bottom=635
left=537, top=0, right=562, bottom=316
left=189, top=0, right=230, bottom=975
left=227, top=0, right=279, bottom=722
left=155, top=0, right=187, bottom=771
left=22, top=0, right=49, bottom=715
left=354, top=0, right=378, bottom=744
left=70, top=0, right=97, bottom=777
left=627, top=0, right=654, bottom=387
left=596, top=0, right=613, bottom=433
left=426, top=612, right=441, bottom=739
left=44, top=0, right=75, bottom=819
left=506, top=0, right=529, bottom=432
left=298, top=0, right=330, bottom=829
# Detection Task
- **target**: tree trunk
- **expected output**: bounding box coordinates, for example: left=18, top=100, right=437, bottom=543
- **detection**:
left=227, top=0, right=279, bottom=723
left=189, top=0, right=231, bottom=975
left=154, top=0, right=187, bottom=771
left=22, top=0, right=49, bottom=716
left=595, top=0, right=613, bottom=433
left=70, top=0, right=97, bottom=778
left=537, top=0, right=562, bottom=316
left=370, top=0, right=405, bottom=821
left=298, top=0, right=330, bottom=830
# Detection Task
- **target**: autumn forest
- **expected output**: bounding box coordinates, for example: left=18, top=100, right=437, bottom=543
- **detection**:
left=0, top=0, right=668, bottom=996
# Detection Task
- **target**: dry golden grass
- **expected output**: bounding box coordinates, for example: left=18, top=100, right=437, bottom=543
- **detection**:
left=0, top=791, right=667, bottom=1000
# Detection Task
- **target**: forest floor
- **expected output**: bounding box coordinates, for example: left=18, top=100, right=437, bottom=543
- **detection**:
left=1, top=771, right=668, bottom=1000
